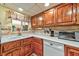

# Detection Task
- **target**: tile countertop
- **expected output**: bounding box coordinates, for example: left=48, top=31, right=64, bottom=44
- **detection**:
left=1, top=32, right=79, bottom=48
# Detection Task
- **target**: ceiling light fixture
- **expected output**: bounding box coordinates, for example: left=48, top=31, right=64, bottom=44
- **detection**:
left=45, top=3, right=50, bottom=7
left=18, top=8, right=23, bottom=12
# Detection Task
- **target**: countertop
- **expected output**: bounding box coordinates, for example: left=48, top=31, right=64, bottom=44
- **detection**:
left=1, top=32, right=79, bottom=48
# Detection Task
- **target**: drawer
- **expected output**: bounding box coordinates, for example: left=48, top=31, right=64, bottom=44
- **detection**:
left=2, top=47, right=20, bottom=56
left=33, top=37, right=42, bottom=44
left=21, top=38, right=32, bottom=45
left=2, top=40, right=20, bottom=52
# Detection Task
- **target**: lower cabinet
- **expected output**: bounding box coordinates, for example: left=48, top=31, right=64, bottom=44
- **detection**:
left=64, top=45, right=79, bottom=56
left=1, top=37, right=43, bottom=56
left=32, top=37, right=43, bottom=56
left=21, top=44, right=32, bottom=56
left=20, top=44, right=32, bottom=56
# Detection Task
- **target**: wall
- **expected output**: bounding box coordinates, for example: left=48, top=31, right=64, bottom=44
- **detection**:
left=0, top=5, right=31, bottom=35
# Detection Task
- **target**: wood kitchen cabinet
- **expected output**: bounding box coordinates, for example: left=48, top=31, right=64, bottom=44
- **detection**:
left=31, top=13, right=44, bottom=29
left=20, top=38, right=33, bottom=56
left=44, top=9, right=55, bottom=27
left=31, top=3, right=79, bottom=28
left=76, top=3, right=79, bottom=24
left=2, top=47, right=21, bottom=56
left=20, top=44, right=32, bottom=56
left=64, top=45, right=79, bottom=56
left=31, top=16, right=38, bottom=28
left=1, top=37, right=43, bottom=56
left=1, top=40, right=21, bottom=56
left=1, top=38, right=33, bottom=56
left=36, top=14, right=44, bottom=28
left=56, top=4, right=76, bottom=25
left=32, top=37, right=43, bottom=56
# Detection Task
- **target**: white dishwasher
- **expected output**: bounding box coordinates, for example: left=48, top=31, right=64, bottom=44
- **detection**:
left=44, top=40, right=64, bottom=56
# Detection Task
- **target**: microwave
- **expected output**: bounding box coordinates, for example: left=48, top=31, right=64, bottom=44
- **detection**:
left=58, top=31, right=79, bottom=42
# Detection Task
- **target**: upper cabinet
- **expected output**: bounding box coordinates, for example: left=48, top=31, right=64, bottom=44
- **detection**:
left=36, top=14, right=44, bottom=28
left=56, top=4, right=63, bottom=24
left=76, top=3, right=79, bottom=24
left=56, top=4, right=76, bottom=25
left=44, top=9, right=55, bottom=27
left=31, top=13, right=44, bottom=28
left=31, top=3, right=79, bottom=29
left=31, top=16, right=38, bottom=28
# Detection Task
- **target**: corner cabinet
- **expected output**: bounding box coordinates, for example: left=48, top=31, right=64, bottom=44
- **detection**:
left=64, top=45, right=79, bottom=56
left=1, top=37, right=43, bottom=56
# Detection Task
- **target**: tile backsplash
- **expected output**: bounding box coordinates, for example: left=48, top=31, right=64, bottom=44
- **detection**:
left=51, top=26, right=79, bottom=31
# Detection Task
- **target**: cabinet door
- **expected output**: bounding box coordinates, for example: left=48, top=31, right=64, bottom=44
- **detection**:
left=63, top=4, right=76, bottom=25
left=56, top=5, right=63, bottom=24
left=63, top=4, right=73, bottom=22
left=64, top=45, right=79, bottom=56
left=32, top=38, right=43, bottom=56
left=23, top=44, right=32, bottom=56
left=44, top=9, right=55, bottom=27
left=31, top=16, right=38, bottom=28
left=36, top=14, right=44, bottom=28
left=56, top=4, right=76, bottom=25
left=77, top=3, right=79, bottom=24
left=68, top=48, right=79, bottom=56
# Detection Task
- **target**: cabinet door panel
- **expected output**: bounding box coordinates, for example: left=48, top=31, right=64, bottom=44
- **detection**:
left=23, top=44, right=32, bottom=56
left=31, top=16, right=38, bottom=28
left=44, top=9, right=55, bottom=26
left=64, top=45, right=79, bottom=56
left=33, top=42, right=42, bottom=50
left=56, top=5, right=63, bottom=23
left=32, top=37, right=43, bottom=56
left=63, top=4, right=73, bottom=22
left=68, top=48, right=79, bottom=56
left=36, top=14, right=44, bottom=27
left=56, top=4, right=76, bottom=25
left=77, top=3, right=79, bottom=24
left=34, top=47, right=42, bottom=56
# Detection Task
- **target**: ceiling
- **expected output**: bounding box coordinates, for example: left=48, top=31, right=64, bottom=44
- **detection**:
left=2, top=3, right=59, bottom=16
